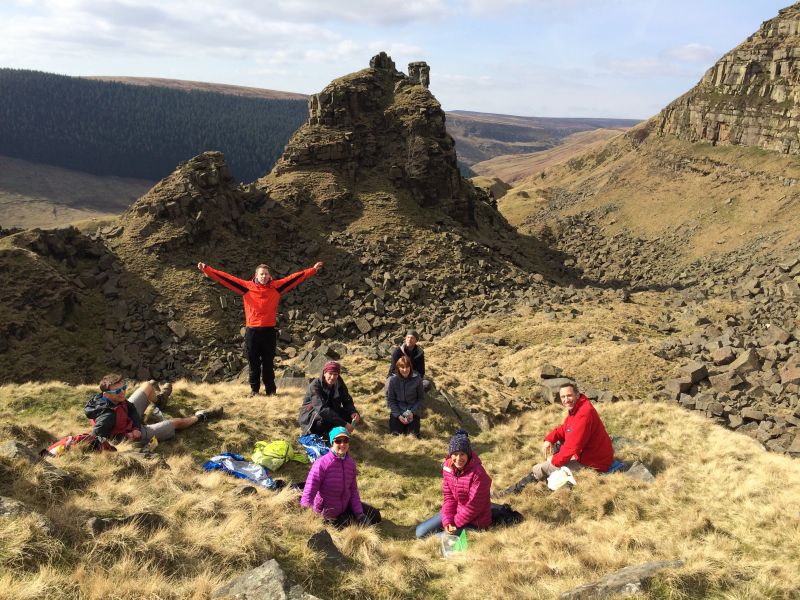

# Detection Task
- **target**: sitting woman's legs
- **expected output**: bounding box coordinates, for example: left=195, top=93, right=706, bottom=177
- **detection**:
left=415, top=511, right=444, bottom=538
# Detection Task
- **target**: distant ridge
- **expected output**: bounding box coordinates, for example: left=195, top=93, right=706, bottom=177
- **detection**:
left=85, top=75, right=308, bottom=101
left=446, top=110, right=639, bottom=165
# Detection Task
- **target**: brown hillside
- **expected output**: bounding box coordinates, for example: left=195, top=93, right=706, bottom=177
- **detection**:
left=0, top=54, right=563, bottom=386
left=84, top=76, right=308, bottom=101
left=447, top=110, right=638, bottom=165
left=0, top=155, right=151, bottom=229
left=472, top=128, right=627, bottom=184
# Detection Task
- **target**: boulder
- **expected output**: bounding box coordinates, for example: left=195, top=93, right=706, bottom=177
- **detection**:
left=0, top=440, right=74, bottom=487
left=728, top=349, right=761, bottom=375
left=87, top=512, right=167, bottom=535
left=0, top=496, right=54, bottom=534
left=307, top=529, right=348, bottom=569
left=212, top=558, right=321, bottom=600
left=680, top=361, right=708, bottom=384
left=741, top=408, right=766, bottom=422
left=539, top=378, right=575, bottom=403
left=561, top=560, right=684, bottom=599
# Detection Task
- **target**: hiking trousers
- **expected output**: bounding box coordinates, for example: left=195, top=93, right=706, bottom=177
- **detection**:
left=245, top=327, right=277, bottom=394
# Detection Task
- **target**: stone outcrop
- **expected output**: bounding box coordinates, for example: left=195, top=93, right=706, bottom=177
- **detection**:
left=658, top=5, right=800, bottom=153
left=124, top=151, right=267, bottom=253
left=212, top=558, right=321, bottom=600
left=561, top=560, right=684, bottom=599
left=269, top=53, right=477, bottom=225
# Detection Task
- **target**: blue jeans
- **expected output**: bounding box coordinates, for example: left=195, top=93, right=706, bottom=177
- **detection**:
left=415, top=504, right=506, bottom=538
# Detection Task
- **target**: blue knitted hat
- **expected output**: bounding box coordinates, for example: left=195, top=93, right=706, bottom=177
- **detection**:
left=447, top=429, right=471, bottom=456
left=329, top=426, right=350, bottom=445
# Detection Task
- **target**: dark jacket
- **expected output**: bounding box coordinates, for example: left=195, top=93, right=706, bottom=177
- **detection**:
left=385, top=372, right=424, bottom=417
left=84, top=393, right=142, bottom=439
left=387, top=343, right=425, bottom=378
left=298, top=374, right=358, bottom=434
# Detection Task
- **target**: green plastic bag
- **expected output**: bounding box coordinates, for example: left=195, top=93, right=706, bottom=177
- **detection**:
left=251, top=440, right=309, bottom=471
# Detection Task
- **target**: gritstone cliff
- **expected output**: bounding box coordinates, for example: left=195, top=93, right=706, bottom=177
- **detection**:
left=659, top=4, right=800, bottom=153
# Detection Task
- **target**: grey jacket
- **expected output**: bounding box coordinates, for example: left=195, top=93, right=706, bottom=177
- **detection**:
left=385, top=372, right=424, bottom=417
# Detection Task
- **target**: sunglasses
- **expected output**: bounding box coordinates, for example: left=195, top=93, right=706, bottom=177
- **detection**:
left=107, top=383, right=128, bottom=395
left=332, top=437, right=350, bottom=445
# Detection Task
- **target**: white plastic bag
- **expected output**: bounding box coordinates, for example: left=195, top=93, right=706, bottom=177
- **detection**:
left=547, top=466, right=577, bottom=491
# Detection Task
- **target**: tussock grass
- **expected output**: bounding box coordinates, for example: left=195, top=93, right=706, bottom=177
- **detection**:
left=1, top=309, right=800, bottom=598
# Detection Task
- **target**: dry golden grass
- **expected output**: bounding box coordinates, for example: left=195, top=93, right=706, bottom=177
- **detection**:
left=0, top=155, right=150, bottom=229
left=502, top=133, right=800, bottom=263
left=1, top=306, right=800, bottom=598
left=473, top=128, right=628, bottom=184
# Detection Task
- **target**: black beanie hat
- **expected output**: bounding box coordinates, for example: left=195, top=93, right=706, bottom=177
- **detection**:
left=448, top=429, right=472, bottom=456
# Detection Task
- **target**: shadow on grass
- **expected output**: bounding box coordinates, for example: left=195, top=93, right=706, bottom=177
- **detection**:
left=378, top=516, right=416, bottom=541
left=362, top=443, right=442, bottom=478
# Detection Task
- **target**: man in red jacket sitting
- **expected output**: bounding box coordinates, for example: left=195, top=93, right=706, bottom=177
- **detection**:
left=198, top=260, right=322, bottom=397
left=497, top=382, right=614, bottom=496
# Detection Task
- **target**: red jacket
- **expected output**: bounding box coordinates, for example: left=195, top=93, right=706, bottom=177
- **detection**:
left=441, top=452, right=492, bottom=529
left=202, top=265, right=316, bottom=327
left=545, top=394, right=614, bottom=471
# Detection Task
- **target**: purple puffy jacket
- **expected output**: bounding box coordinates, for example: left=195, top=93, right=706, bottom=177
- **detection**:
left=300, top=450, right=363, bottom=519
left=441, top=452, right=493, bottom=529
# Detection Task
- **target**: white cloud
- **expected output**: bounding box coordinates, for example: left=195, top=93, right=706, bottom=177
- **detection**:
left=665, top=42, right=718, bottom=63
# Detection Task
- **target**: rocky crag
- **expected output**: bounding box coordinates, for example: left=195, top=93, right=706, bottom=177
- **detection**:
left=265, top=52, right=478, bottom=226
left=658, top=3, right=800, bottom=153
left=0, top=55, right=559, bottom=384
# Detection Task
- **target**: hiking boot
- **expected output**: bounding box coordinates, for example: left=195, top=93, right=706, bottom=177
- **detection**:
left=195, top=406, right=224, bottom=422
left=492, top=474, right=538, bottom=498
left=248, top=390, right=259, bottom=398
left=155, top=382, right=173, bottom=410
left=142, top=403, right=164, bottom=424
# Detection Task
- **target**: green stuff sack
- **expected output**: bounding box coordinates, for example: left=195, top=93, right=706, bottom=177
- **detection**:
left=453, top=529, right=468, bottom=552
left=251, top=440, right=309, bottom=471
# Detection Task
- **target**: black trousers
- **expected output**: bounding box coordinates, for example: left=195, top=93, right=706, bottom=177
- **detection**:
left=245, top=327, right=277, bottom=394
left=389, top=414, right=421, bottom=437
left=330, top=502, right=382, bottom=528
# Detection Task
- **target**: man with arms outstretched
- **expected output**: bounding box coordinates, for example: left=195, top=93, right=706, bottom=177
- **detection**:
left=198, top=260, right=323, bottom=396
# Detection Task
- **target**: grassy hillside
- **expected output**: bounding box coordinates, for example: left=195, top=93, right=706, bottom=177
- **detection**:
left=499, top=123, right=800, bottom=263
left=471, top=128, right=627, bottom=184
left=447, top=111, right=638, bottom=166
left=0, top=156, right=151, bottom=229
left=2, top=308, right=799, bottom=599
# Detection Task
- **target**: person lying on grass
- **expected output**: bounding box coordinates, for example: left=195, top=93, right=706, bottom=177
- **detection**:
left=300, top=426, right=381, bottom=527
left=495, top=382, right=614, bottom=496
left=84, top=373, right=223, bottom=446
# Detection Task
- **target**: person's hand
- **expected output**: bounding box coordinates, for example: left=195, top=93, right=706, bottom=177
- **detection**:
left=398, top=415, right=408, bottom=425
left=345, top=422, right=354, bottom=434
left=542, top=440, right=552, bottom=459
left=444, top=524, right=456, bottom=534
left=127, top=429, right=142, bottom=441
left=351, top=412, right=361, bottom=425
left=313, top=261, right=323, bottom=272
left=197, top=262, right=206, bottom=271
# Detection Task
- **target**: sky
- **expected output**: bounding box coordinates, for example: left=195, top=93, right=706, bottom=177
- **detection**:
left=0, top=0, right=792, bottom=119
